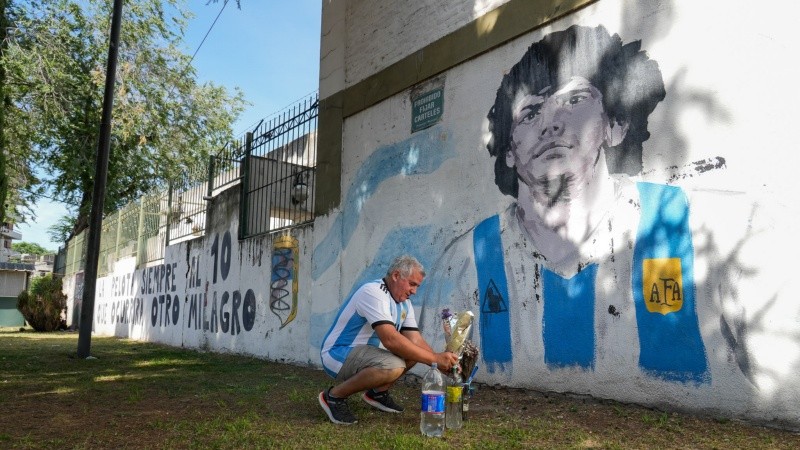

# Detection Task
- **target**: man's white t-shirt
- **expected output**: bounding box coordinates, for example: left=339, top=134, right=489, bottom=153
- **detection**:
left=320, top=278, right=418, bottom=378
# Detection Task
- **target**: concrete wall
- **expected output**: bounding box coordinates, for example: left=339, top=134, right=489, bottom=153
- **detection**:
left=312, top=0, right=800, bottom=429
left=342, top=0, right=508, bottom=88
left=0, top=270, right=27, bottom=326
left=74, top=187, right=317, bottom=366
left=68, top=0, right=800, bottom=431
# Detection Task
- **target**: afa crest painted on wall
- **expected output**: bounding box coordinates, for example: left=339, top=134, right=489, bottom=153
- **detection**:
left=642, top=258, right=683, bottom=315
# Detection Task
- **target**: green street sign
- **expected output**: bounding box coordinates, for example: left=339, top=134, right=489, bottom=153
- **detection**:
left=411, top=87, right=444, bottom=133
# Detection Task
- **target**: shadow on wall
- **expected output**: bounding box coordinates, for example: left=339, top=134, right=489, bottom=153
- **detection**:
left=311, top=126, right=457, bottom=280
left=618, top=0, right=800, bottom=410
left=312, top=0, right=798, bottom=425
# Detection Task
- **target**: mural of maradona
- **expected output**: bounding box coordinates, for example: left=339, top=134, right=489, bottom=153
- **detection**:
left=422, top=25, right=709, bottom=385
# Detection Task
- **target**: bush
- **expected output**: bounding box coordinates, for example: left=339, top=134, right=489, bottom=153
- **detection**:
left=17, top=274, right=67, bottom=331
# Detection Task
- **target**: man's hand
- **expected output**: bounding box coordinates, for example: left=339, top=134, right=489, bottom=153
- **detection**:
left=434, top=351, right=460, bottom=371
left=376, top=325, right=460, bottom=370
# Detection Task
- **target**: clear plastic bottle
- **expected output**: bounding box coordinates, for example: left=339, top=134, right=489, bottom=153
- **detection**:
left=420, top=363, right=445, bottom=437
left=445, top=372, right=463, bottom=429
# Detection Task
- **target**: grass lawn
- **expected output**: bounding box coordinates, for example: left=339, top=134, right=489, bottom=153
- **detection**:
left=1, top=328, right=798, bottom=449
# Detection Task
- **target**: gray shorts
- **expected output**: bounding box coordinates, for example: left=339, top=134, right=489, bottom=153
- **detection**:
left=336, top=345, right=406, bottom=381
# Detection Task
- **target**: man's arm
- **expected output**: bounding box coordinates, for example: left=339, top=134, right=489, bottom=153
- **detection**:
left=374, top=324, right=458, bottom=370
left=401, top=329, right=434, bottom=353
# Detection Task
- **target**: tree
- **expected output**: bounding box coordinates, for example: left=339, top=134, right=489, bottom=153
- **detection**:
left=3, top=0, right=246, bottom=241
left=17, top=273, right=67, bottom=331
left=0, top=0, right=7, bottom=220
left=0, top=0, right=29, bottom=222
left=12, top=241, right=51, bottom=255
left=1, top=0, right=60, bottom=223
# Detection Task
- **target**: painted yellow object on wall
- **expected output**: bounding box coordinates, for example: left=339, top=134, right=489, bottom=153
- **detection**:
left=643, top=258, right=683, bottom=315
left=272, top=235, right=299, bottom=329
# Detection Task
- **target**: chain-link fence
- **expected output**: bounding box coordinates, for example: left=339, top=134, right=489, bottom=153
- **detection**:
left=64, top=229, right=87, bottom=278
left=137, top=190, right=168, bottom=267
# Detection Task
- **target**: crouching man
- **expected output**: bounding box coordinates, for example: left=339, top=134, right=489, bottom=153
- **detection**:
left=319, top=255, right=459, bottom=425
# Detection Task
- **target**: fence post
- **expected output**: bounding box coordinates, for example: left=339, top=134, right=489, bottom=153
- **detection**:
left=166, top=183, right=173, bottom=247
left=80, top=230, right=88, bottom=273
left=114, top=211, right=122, bottom=271
left=205, top=155, right=216, bottom=201
left=136, top=198, right=146, bottom=267
left=238, top=132, right=253, bottom=240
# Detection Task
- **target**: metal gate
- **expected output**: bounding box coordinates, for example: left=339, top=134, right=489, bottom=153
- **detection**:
left=239, top=94, right=318, bottom=239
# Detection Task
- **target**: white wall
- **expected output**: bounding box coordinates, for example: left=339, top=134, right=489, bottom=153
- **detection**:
left=311, top=0, right=800, bottom=428
left=68, top=0, right=800, bottom=431
left=0, top=271, right=27, bottom=297
left=87, top=188, right=317, bottom=366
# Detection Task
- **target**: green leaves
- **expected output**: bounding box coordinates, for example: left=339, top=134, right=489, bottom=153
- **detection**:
left=11, top=241, right=52, bottom=255
left=3, top=0, right=245, bottom=240
left=16, top=273, right=67, bottom=332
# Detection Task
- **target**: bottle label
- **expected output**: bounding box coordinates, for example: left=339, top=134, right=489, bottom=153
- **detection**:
left=421, top=391, right=445, bottom=413
left=446, top=386, right=462, bottom=403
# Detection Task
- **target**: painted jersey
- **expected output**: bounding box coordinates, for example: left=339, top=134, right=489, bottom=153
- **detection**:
left=420, top=180, right=709, bottom=388
left=320, top=278, right=418, bottom=378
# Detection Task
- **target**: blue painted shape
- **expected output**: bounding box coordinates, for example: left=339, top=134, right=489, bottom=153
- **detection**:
left=312, top=127, right=456, bottom=280
left=310, top=309, right=338, bottom=351
left=344, top=225, right=435, bottom=302
left=311, top=226, right=445, bottom=354
left=473, top=215, right=512, bottom=372
left=311, top=213, right=343, bottom=281
left=542, top=265, right=597, bottom=369
left=632, top=182, right=709, bottom=383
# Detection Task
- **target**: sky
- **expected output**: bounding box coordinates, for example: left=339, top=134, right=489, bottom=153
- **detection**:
left=16, top=0, right=322, bottom=252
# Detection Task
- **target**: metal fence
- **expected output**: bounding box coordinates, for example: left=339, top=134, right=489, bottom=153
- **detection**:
left=93, top=190, right=173, bottom=277
left=53, top=246, right=67, bottom=276
left=208, top=137, right=246, bottom=196
left=64, top=229, right=87, bottom=277
left=60, top=93, right=319, bottom=275
left=240, top=94, right=318, bottom=238
left=166, top=162, right=210, bottom=246
left=137, top=190, right=167, bottom=266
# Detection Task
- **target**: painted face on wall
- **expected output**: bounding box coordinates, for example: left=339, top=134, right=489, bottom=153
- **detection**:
left=506, top=76, right=617, bottom=204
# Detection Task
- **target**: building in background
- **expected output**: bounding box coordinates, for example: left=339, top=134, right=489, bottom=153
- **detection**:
left=20, top=253, right=55, bottom=277
left=1, top=221, right=22, bottom=263
left=0, top=221, right=33, bottom=326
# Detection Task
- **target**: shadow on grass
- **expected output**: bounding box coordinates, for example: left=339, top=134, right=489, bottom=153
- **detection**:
left=1, top=331, right=798, bottom=449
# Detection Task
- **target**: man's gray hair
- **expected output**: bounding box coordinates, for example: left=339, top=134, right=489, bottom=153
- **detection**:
left=386, top=255, right=425, bottom=278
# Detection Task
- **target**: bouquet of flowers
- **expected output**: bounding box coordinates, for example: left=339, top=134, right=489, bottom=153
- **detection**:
left=441, top=308, right=479, bottom=382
